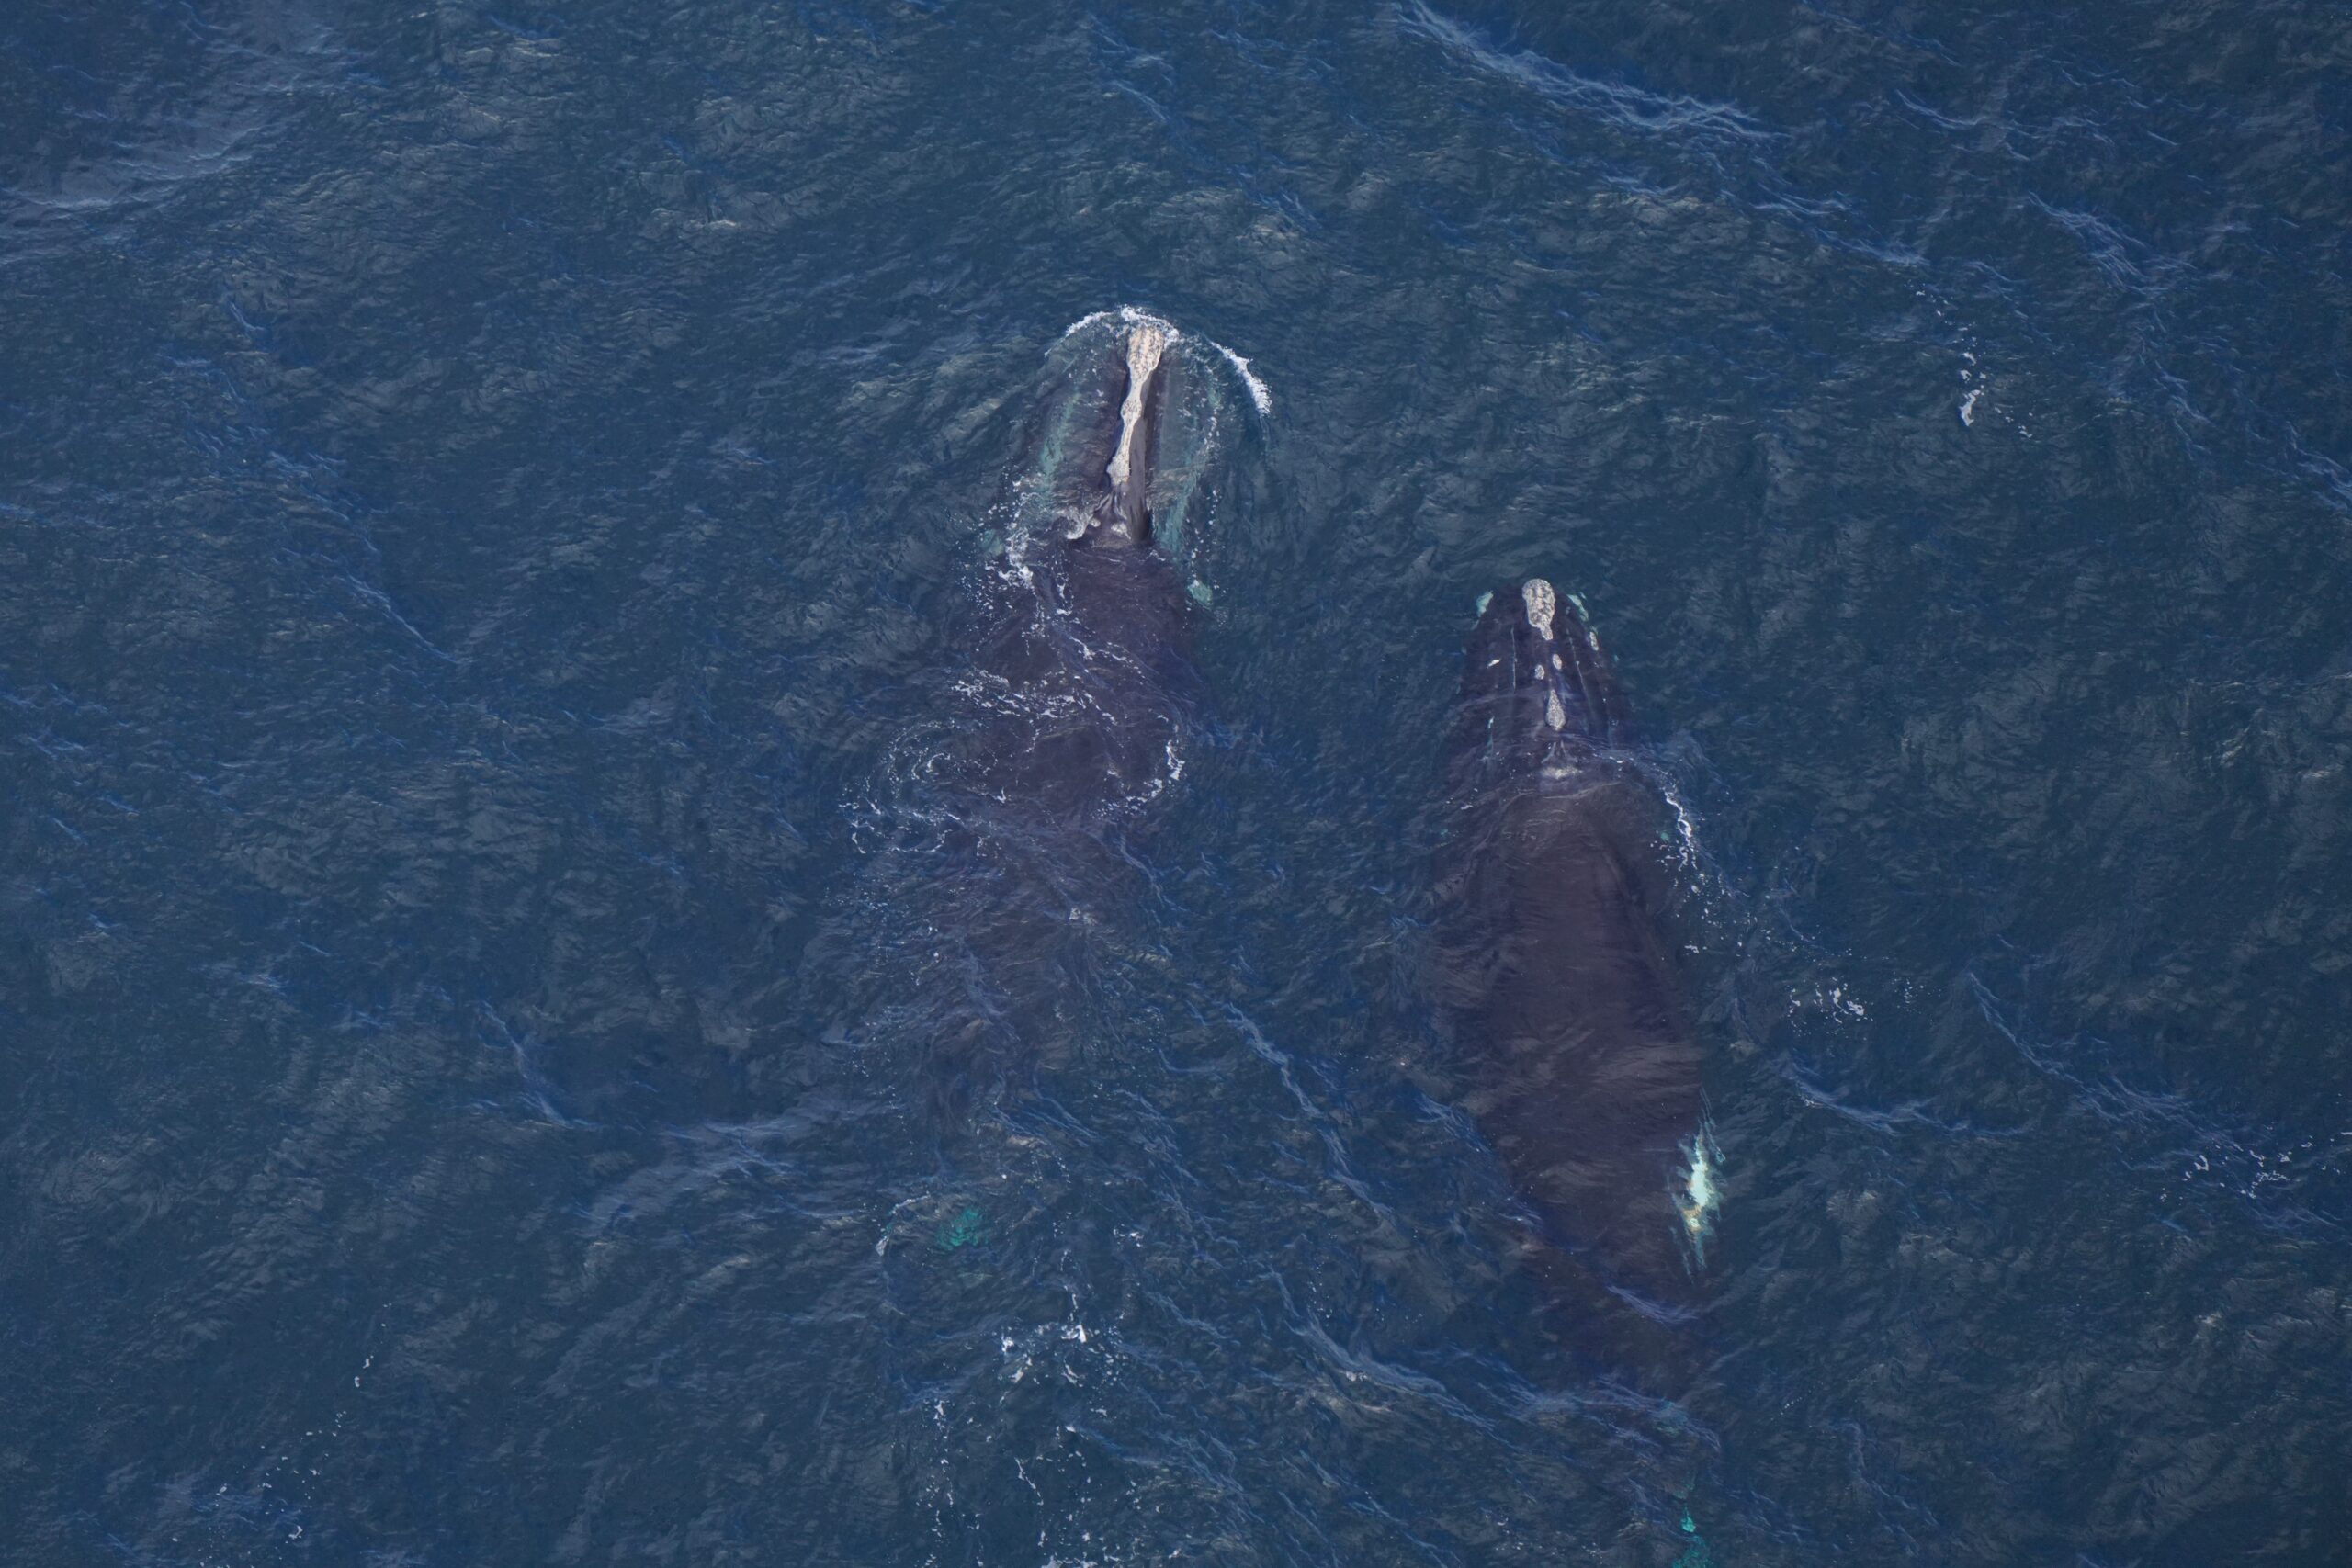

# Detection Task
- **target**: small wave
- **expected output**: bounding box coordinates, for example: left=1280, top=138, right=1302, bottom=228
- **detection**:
left=1211, top=341, right=1273, bottom=415
left=1396, top=0, right=1769, bottom=143
left=1056, top=304, right=1272, bottom=416
left=2023, top=194, right=2188, bottom=299
left=1057, top=307, right=1124, bottom=339
left=1968, top=974, right=2345, bottom=1229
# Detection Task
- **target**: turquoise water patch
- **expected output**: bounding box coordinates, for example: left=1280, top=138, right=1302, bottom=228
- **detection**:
left=935, top=1206, right=986, bottom=1250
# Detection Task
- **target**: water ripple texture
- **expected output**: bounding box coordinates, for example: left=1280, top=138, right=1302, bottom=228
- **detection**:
left=4, top=1, right=2348, bottom=1563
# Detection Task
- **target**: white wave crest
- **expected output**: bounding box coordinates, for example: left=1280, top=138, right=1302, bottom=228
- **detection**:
left=1054, top=305, right=1272, bottom=417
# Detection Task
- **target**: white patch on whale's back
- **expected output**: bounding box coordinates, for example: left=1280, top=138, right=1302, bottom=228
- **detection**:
left=1676, top=1120, right=1723, bottom=1269
left=1104, top=320, right=1170, bottom=497
left=1521, top=577, right=1557, bottom=638
left=1055, top=306, right=1272, bottom=418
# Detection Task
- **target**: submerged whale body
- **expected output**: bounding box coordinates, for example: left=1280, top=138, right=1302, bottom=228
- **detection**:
left=1431, top=580, right=1710, bottom=1371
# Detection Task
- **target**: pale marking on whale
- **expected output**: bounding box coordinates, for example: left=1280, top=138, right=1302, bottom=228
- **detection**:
left=1676, top=1119, right=1723, bottom=1267
left=1057, top=305, right=1272, bottom=416
left=1521, top=577, right=1557, bottom=637
left=1546, top=691, right=1566, bottom=730
left=1561, top=590, right=1603, bottom=651
left=1104, top=320, right=1170, bottom=498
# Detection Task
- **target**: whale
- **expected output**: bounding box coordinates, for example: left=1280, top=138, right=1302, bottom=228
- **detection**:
left=1430, top=579, right=1712, bottom=1372
left=878, top=317, right=1217, bottom=1122
left=951, top=317, right=1204, bottom=825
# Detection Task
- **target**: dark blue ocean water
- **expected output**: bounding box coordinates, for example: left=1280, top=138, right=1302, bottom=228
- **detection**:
left=6, top=2, right=2352, bottom=1562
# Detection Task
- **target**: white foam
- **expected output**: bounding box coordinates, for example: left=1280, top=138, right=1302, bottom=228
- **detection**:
left=1959, top=388, right=1982, bottom=426
left=1055, top=305, right=1272, bottom=417
left=1211, top=341, right=1273, bottom=414
left=1058, top=303, right=1180, bottom=343
left=1057, top=308, right=1122, bottom=340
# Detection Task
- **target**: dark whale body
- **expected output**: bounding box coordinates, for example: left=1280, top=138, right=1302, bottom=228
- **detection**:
left=958, top=318, right=1198, bottom=823
left=896, top=320, right=1209, bottom=1119
left=1431, top=580, right=1710, bottom=1374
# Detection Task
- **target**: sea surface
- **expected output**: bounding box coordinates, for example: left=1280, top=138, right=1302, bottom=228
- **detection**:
left=6, top=2, right=2351, bottom=1563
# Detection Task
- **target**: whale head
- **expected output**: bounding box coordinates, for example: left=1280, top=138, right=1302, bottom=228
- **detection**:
left=1450, top=578, right=1633, bottom=793
left=1045, top=319, right=1173, bottom=552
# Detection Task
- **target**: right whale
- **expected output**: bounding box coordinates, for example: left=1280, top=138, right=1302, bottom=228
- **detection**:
left=957, top=314, right=1204, bottom=828
left=1430, top=579, right=1713, bottom=1372
left=879, top=315, right=1223, bottom=1123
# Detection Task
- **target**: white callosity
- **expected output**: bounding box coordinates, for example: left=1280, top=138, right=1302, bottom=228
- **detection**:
left=1521, top=579, right=1567, bottom=728
left=1521, top=576, right=1557, bottom=638
left=1104, top=321, right=1170, bottom=499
